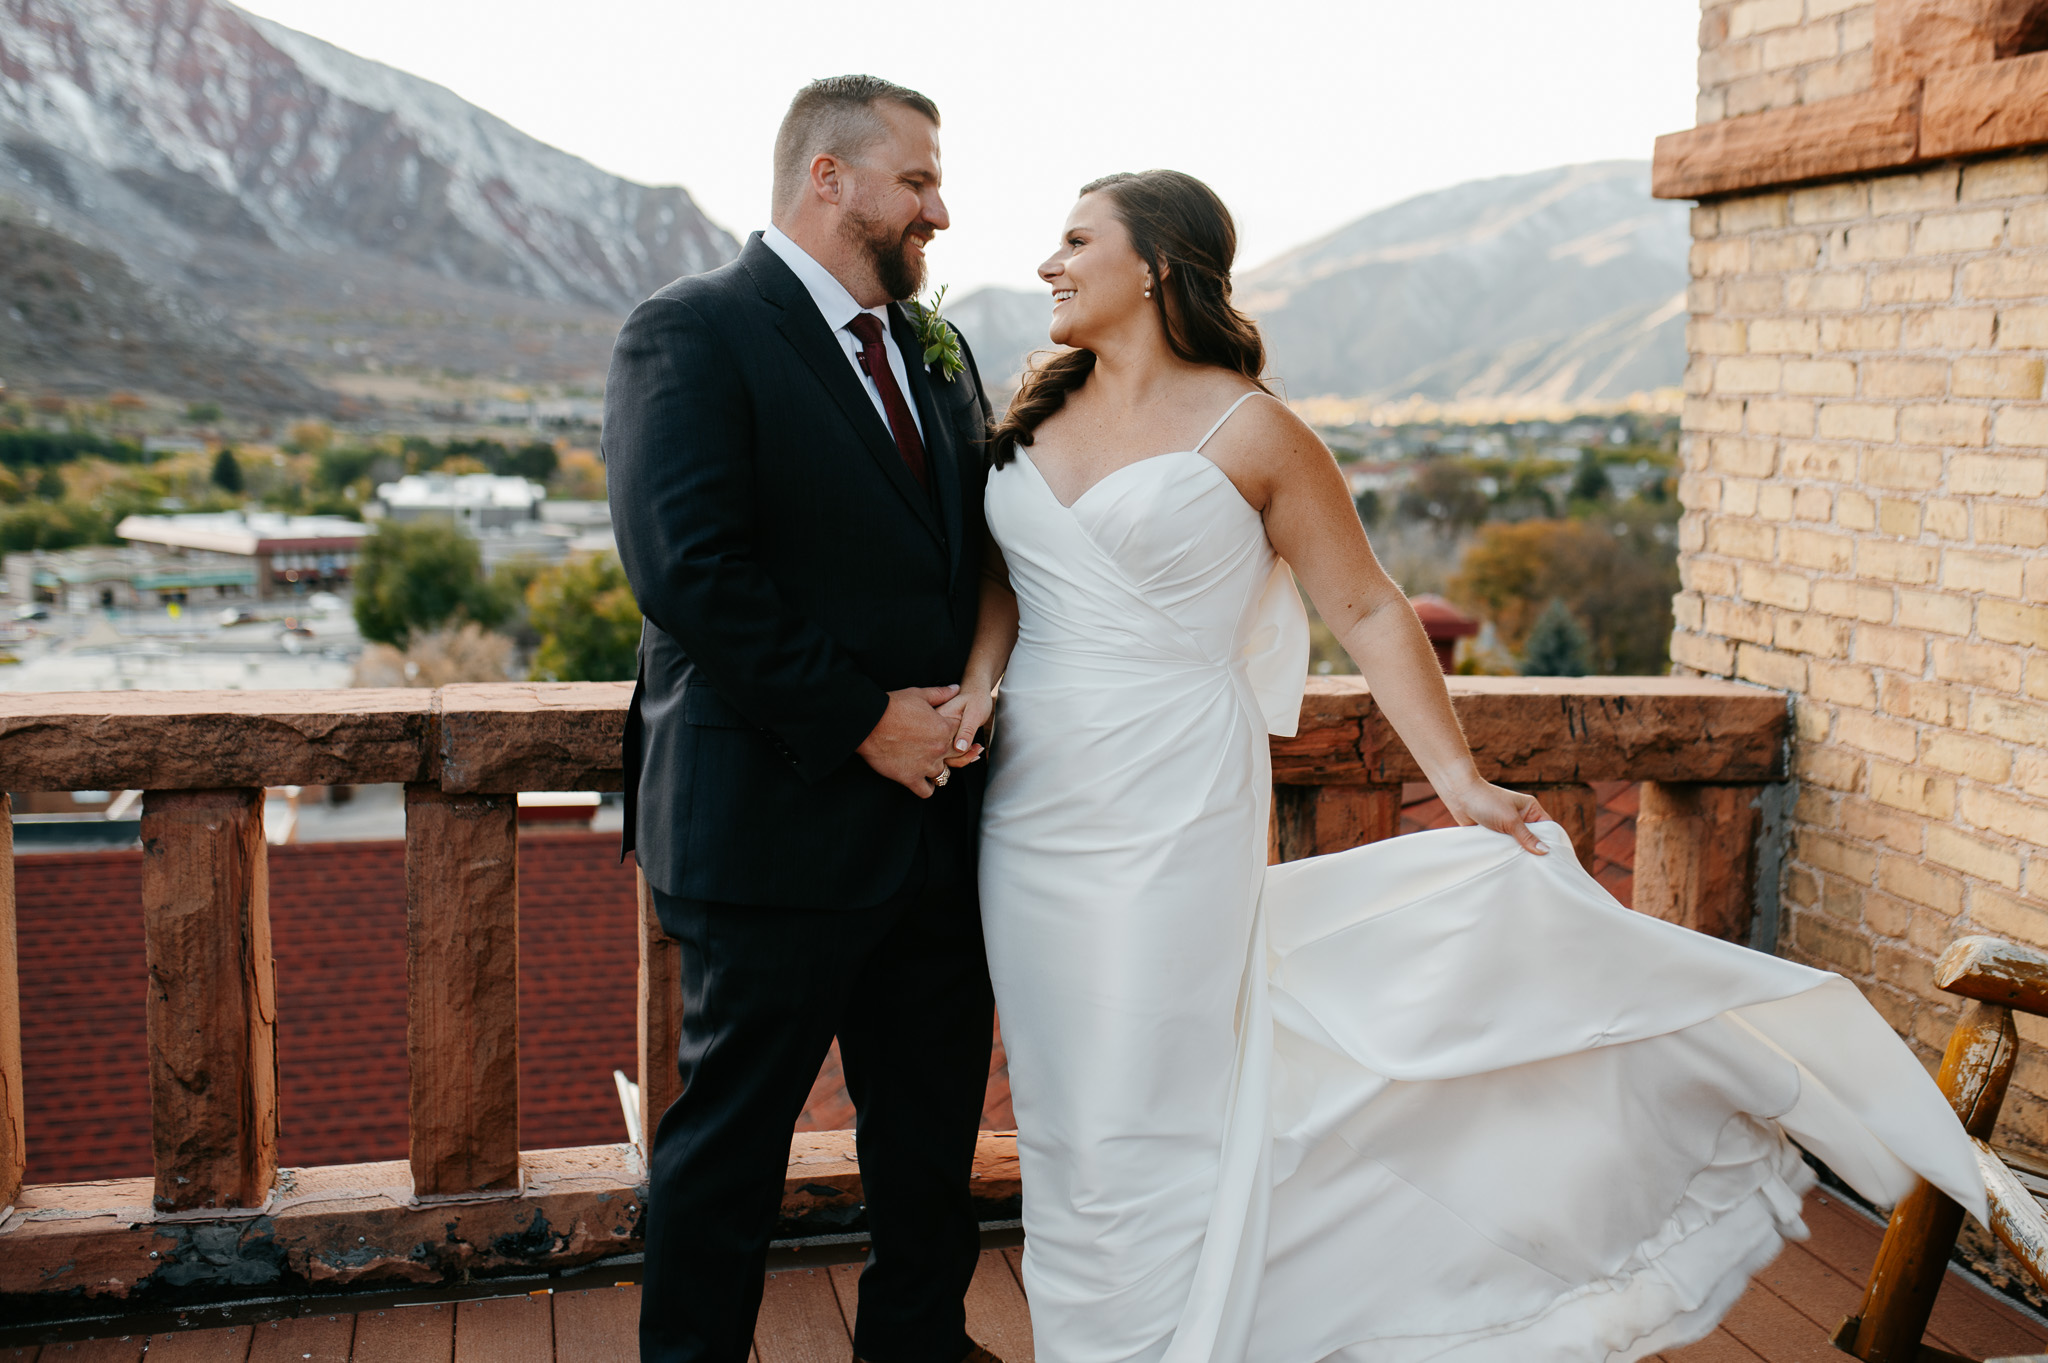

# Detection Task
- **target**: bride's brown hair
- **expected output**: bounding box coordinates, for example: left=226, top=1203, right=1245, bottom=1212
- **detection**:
left=990, top=169, right=1272, bottom=467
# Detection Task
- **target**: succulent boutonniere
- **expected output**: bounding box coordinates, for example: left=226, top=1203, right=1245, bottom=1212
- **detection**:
left=906, top=285, right=965, bottom=382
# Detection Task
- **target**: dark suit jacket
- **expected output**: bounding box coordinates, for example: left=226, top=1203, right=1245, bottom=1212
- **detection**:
left=604, top=233, right=993, bottom=908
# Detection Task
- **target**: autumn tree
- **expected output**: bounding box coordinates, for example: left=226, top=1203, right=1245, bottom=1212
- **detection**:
left=1450, top=503, right=1679, bottom=675
left=527, top=551, right=641, bottom=682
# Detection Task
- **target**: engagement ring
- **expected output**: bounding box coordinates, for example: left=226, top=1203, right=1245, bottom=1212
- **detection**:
left=934, top=771, right=950, bottom=787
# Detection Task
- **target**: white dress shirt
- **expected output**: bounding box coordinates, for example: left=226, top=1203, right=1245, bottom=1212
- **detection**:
left=762, top=225, right=924, bottom=440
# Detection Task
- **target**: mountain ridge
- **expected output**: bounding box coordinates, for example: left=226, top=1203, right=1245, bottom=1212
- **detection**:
left=951, top=160, right=1687, bottom=411
left=0, top=7, right=1681, bottom=417
left=1241, top=160, right=1688, bottom=407
left=0, top=0, right=740, bottom=404
left=0, top=0, right=736, bottom=312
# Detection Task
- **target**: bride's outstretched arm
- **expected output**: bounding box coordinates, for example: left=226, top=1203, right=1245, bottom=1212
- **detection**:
left=940, top=538, right=1020, bottom=766
left=1211, top=396, right=1549, bottom=853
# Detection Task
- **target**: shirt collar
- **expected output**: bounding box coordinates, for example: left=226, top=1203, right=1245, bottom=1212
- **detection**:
left=762, top=225, right=890, bottom=337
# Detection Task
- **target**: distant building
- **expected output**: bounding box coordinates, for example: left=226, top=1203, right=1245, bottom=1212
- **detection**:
left=1603, top=460, right=1668, bottom=501
left=116, top=511, right=369, bottom=598
left=371, top=473, right=546, bottom=531
left=536, top=500, right=610, bottom=531
left=531, top=397, right=604, bottom=426
left=538, top=499, right=615, bottom=556
left=1343, top=462, right=1410, bottom=497
left=5, top=545, right=258, bottom=611
left=470, top=501, right=616, bottom=573
left=366, top=483, right=615, bottom=572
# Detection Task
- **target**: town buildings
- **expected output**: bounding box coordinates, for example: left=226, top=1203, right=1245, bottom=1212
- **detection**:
left=3, top=545, right=254, bottom=612
left=115, top=510, right=369, bottom=598
left=369, top=472, right=613, bottom=570
left=370, top=472, right=546, bottom=531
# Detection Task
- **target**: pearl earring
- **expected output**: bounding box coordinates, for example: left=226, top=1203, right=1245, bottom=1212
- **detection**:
left=1143, top=283, right=1153, bottom=299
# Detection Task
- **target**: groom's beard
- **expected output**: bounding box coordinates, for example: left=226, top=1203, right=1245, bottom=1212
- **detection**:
left=841, top=208, right=929, bottom=302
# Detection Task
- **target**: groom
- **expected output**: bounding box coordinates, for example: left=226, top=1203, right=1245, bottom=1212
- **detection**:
left=605, top=76, right=999, bottom=1363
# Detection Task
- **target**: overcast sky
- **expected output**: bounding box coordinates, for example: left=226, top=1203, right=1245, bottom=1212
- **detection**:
left=236, top=0, right=1700, bottom=294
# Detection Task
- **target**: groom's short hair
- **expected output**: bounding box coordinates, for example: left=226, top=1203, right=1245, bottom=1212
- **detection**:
left=773, top=76, right=941, bottom=213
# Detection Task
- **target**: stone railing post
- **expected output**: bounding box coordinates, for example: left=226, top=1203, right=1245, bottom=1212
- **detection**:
left=1522, top=782, right=1597, bottom=868
left=405, top=785, right=520, bottom=1196
left=140, top=788, right=278, bottom=1212
left=0, top=794, right=21, bottom=1208
left=1634, top=782, right=1765, bottom=943
left=636, top=868, right=684, bottom=1165
left=0, top=680, right=1789, bottom=1311
left=1272, top=784, right=1402, bottom=863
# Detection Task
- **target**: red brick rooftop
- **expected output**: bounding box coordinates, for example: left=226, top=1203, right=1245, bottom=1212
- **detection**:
left=17, top=791, right=1636, bottom=1185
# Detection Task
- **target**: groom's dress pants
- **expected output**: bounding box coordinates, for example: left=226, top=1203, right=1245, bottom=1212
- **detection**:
left=639, top=823, right=994, bottom=1363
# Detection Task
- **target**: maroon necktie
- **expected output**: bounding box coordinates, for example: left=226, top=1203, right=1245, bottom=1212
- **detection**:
left=845, top=312, right=929, bottom=491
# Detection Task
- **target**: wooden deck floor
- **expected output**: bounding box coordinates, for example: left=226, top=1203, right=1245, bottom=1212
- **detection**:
left=11, top=1193, right=2046, bottom=1362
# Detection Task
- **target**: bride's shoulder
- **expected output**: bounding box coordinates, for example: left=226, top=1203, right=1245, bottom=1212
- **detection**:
left=1203, top=383, right=1318, bottom=455
left=1199, top=383, right=1340, bottom=505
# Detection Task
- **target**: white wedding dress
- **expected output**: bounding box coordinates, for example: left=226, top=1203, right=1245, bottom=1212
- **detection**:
left=978, top=394, right=1986, bottom=1363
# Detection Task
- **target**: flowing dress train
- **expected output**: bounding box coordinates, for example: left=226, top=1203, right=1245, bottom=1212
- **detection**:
left=978, top=394, right=1985, bottom=1363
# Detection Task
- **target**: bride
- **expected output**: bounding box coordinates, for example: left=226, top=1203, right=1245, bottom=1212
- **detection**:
left=937, top=169, right=1986, bottom=1362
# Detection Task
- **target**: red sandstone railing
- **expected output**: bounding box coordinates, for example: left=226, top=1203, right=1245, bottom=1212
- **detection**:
left=0, top=676, right=1788, bottom=1308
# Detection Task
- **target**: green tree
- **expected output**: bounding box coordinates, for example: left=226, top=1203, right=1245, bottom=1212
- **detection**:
left=527, top=552, right=642, bottom=682
left=0, top=501, right=110, bottom=552
left=0, top=430, right=144, bottom=467
left=315, top=446, right=382, bottom=492
left=351, top=519, right=508, bottom=647
left=1568, top=449, right=1611, bottom=503
left=33, top=467, right=64, bottom=501
left=511, top=441, right=558, bottom=482
left=1396, top=454, right=1490, bottom=533
left=1521, top=598, right=1590, bottom=676
left=185, top=401, right=222, bottom=423
left=210, top=447, right=244, bottom=495
left=1490, top=461, right=1559, bottom=520
left=1353, top=488, right=1382, bottom=529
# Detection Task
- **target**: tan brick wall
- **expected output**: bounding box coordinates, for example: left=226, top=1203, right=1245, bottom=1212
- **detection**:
left=1698, top=0, right=1876, bottom=124
left=1676, top=149, right=2048, bottom=1153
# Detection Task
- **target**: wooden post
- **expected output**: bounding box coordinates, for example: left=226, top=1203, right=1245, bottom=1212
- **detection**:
left=0, top=794, right=21, bottom=1208
left=1633, top=782, right=1763, bottom=941
left=140, top=789, right=277, bottom=1212
left=1273, top=784, right=1402, bottom=863
left=405, top=786, right=520, bottom=1196
left=1522, top=782, right=1596, bottom=867
left=1843, top=1000, right=2017, bottom=1362
left=636, top=868, right=684, bottom=1165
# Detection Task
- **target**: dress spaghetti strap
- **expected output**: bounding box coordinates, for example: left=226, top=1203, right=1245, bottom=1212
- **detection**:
left=1192, top=391, right=1265, bottom=453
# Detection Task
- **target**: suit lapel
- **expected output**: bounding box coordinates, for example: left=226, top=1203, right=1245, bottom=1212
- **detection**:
left=740, top=238, right=944, bottom=546
left=891, top=303, right=964, bottom=582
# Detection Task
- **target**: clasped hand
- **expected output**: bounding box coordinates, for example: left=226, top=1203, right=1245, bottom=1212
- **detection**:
left=856, top=684, right=988, bottom=799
